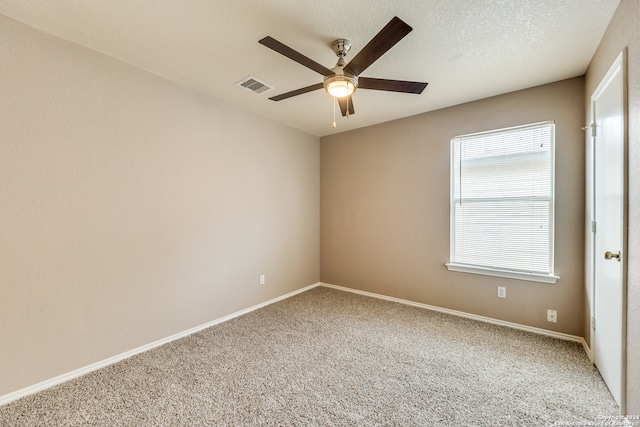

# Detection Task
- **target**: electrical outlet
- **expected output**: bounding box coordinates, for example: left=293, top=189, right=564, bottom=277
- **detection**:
left=259, top=274, right=265, bottom=285
left=547, top=309, right=557, bottom=323
left=497, top=286, right=506, bottom=298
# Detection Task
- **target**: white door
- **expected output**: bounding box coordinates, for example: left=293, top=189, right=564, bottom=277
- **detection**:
left=592, top=52, right=625, bottom=408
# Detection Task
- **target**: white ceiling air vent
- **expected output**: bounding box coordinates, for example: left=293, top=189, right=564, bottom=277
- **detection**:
left=236, top=76, right=273, bottom=95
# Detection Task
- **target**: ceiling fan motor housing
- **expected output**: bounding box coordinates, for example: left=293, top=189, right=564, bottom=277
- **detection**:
left=331, top=39, right=351, bottom=58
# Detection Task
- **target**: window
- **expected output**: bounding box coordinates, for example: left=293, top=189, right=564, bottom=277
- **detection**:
left=446, top=121, right=558, bottom=284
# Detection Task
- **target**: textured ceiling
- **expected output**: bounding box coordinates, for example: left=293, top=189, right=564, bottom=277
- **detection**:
left=0, top=0, right=620, bottom=137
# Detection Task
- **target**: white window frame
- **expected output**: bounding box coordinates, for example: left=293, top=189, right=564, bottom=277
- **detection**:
left=445, top=121, right=559, bottom=284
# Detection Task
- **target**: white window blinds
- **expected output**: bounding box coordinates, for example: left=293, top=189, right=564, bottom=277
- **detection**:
left=450, top=121, right=555, bottom=276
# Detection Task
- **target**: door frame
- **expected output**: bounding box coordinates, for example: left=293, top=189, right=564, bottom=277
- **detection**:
left=585, top=49, right=628, bottom=413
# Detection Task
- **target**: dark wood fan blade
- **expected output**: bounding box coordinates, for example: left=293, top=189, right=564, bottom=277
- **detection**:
left=269, top=83, right=324, bottom=101
left=259, top=36, right=335, bottom=77
left=337, top=96, right=355, bottom=117
left=358, top=77, right=428, bottom=94
left=344, top=17, right=412, bottom=77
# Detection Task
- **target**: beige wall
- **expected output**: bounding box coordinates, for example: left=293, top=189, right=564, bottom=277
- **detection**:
left=585, top=0, right=640, bottom=414
left=321, top=77, right=586, bottom=336
left=0, top=16, right=319, bottom=396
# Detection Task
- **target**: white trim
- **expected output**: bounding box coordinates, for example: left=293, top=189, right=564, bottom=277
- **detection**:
left=591, top=52, right=624, bottom=101
left=583, top=339, right=594, bottom=364
left=1, top=281, right=591, bottom=407
left=0, top=282, right=321, bottom=407
left=320, top=282, right=584, bottom=344
left=445, top=263, right=559, bottom=284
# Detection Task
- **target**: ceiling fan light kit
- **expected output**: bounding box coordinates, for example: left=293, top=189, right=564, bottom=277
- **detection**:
left=325, top=74, right=357, bottom=98
left=258, top=16, right=428, bottom=123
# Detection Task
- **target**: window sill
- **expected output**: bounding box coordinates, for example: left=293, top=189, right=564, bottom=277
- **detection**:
left=445, top=263, right=559, bottom=284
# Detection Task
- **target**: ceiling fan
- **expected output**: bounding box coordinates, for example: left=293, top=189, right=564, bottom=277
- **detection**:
left=259, top=16, right=428, bottom=118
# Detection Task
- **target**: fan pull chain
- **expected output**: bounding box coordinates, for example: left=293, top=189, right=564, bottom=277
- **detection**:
left=346, top=96, right=349, bottom=118
left=333, top=97, right=337, bottom=128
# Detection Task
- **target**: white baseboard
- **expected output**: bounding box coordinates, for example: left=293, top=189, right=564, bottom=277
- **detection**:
left=582, top=339, right=594, bottom=363
left=320, top=283, right=588, bottom=348
left=0, top=282, right=321, bottom=407
left=2, top=281, right=591, bottom=407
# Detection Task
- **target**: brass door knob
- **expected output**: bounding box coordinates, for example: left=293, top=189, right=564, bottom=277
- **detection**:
left=604, top=251, right=621, bottom=261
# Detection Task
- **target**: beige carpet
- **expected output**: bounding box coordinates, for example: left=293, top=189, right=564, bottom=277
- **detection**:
left=0, top=286, right=620, bottom=426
